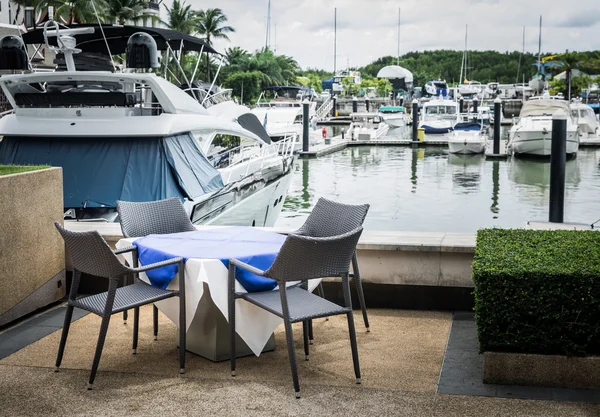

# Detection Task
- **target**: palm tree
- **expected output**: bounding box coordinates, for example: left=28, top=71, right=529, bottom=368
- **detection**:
left=195, top=8, right=234, bottom=80
left=104, top=0, right=155, bottom=25
left=42, top=0, right=105, bottom=24
left=162, top=0, right=197, bottom=34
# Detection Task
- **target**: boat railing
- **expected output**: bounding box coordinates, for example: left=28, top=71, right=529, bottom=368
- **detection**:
left=212, top=135, right=296, bottom=183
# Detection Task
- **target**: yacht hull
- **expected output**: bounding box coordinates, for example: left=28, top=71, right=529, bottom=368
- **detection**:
left=448, top=134, right=487, bottom=154
left=381, top=115, right=406, bottom=128
left=510, top=130, right=579, bottom=156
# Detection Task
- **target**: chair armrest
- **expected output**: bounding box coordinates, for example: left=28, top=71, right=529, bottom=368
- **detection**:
left=229, top=258, right=266, bottom=276
left=133, top=257, right=184, bottom=273
left=114, top=245, right=137, bottom=255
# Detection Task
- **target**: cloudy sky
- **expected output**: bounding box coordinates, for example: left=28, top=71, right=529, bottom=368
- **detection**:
left=180, top=0, right=600, bottom=70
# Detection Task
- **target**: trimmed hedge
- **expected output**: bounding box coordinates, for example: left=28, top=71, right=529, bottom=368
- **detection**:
left=473, top=228, right=600, bottom=357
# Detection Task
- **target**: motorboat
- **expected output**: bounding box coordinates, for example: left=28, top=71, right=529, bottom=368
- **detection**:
left=458, top=81, right=483, bottom=97
left=418, top=99, right=459, bottom=141
left=508, top=99, right=580, bottom=156
left=251, top=86, right=317, bottom=143
left=469, top=105, right=491, bottom=125
left=0, top=23, right=295, bottom=227
left=348, top=112, right=389, bottom=140
left=378, top=105, right=407, bottom=128
left=423, top=80, right=448, bottom=97
left=570, top=100, right=600, bottom=141
left=448, top=120, right=488, bottom=154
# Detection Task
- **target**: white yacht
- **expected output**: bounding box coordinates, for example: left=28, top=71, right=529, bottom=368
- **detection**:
left=508, top=98, right=580, bottom=156
left=458, top=81, right=483, bottom=97
left=570, top=100, right=600, bottom=141
left=378, top=105, right=407, bottom=128
left=418, top=99, right=459, bottom=141
left=0, top=23, right=294, bottom=227
left=251, top=86, right=317, bottom=142
left=423, top=80, right=448, bottom=97
left=448, top=119, right=488, bottom=154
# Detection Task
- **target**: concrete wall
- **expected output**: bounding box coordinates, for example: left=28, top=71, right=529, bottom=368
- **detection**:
left=0, top=167, right=65, bottom=325
left=65, top=223, right=476, bottom=290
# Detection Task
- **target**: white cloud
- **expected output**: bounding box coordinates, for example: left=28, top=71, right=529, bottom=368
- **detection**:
left=178, top=0, right=600, bottom=70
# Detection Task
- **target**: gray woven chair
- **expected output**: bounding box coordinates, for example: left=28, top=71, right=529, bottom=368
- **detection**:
left=228, top=227, right=363, bottom=398
left=116, top=198, right=195, bottom=340
left=54, top=222, right=186, bottom=390
left=294, top=198, right=370, bottom=339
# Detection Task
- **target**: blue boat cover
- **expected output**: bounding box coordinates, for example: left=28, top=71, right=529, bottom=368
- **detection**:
left=0, top=133, right=223, bottom=208
left=133, top=227, right=286, bottom=292
left=454, top=122, right=481, bottom=131
left=421, top=125, right=452, bottom=134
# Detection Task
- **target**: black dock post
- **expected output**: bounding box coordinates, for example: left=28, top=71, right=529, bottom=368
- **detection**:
left=352, top=96, right=358, bottom=113
left=302, top=100, right=309, bottom=153
left=365, top=98, right=370, bottom=112
left=473, top=97, right=478, bottom=116
left=331, top=96, right=336, bottom=117
left=493, top=97, right=501, bottom=154
left=549, top=111, right=567, bottom=223
left=412, top=99, right=419, bottom=142
left=459, top=98, right=464, bottom=114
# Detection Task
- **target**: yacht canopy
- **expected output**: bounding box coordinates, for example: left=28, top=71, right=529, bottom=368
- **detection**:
left=520, top=99, right=570, bottom=118
left=21, top=24, right=220, bottom=55
left=376, top=65, right=414, bottom=83
left=0, top=133, right=223, bottom=208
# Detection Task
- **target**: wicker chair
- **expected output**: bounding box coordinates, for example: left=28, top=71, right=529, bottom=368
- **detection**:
left=228, top=227, right=363, bottom=398
left=116, top=198, right=195, bottom=340
left=294, top=198, right=370, bottom=338
left=54, top=222, right=186, bottom=390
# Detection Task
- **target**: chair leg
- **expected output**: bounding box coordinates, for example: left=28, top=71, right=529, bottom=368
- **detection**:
left=346, top=311, right=361, bottom=384
left=88, top=313, right=112, bottom=390
left=283, top=317, right=301, bottom=398
left=122, top=310, right=128, bottom=324
left=316, top=282, right=329, bottom=322
left=229, top=299, right=236, bottom=377
left=302, top=321, right=310, bottom=360
left=308, top=320, right=314, bottom=345
left=122, top=275, right=129, bottom=324
left=179, top=292, right=186, bottom=375
left=55, top=304, right=75, bottom=372
left=153, top=305, right=159, bottom=341
left=132, top=307, right=139, bottom=354
left=352, top=256, right=370, bottom=331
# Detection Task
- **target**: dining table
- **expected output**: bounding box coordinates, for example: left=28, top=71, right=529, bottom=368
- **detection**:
left=116, top=226, right=321, bottom=362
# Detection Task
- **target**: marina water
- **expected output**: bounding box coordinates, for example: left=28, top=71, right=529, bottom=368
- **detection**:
left=276, top=128, right=600, bottom=233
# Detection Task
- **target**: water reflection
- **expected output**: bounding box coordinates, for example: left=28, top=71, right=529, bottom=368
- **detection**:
left=509, top=157, right=581, bottom=189
left=447, top=154, right=484, bottom=193
left=491, top=161, right=499, bottom=215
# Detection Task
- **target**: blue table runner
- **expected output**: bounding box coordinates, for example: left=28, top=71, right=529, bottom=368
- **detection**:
left=132, top=227, right=286, bottom=292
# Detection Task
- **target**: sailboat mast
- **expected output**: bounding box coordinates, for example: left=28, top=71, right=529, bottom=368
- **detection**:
left=265, top=0, right=271, bottom=49
left=334, top=8, right=337, bottom=74
left=459, top=24, right=467, bottom=84
left=464, top=24, right=468, bottom=82
left=516, top=26, right=524, bottom=83
left=537, top=15, right=542, bottom=73
left=397, top=8, right=400, bottom=66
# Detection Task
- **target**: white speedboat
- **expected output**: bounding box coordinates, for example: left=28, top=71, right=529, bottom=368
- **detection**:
left=458, top=81, right=483, bottom=97
left=348, top=112, right=389, bottom=140
left=508, top=99, right=580, bottom=156
left=378, top=105, right=407, bottom=128
left=424, top=80, right=448, bottom=97
left=0, top=23, right=294, bottom=227
left=570, top=100, right=600, bottom=141
left=448, top=121, right=488, bottom=154
left=418, top=99, right=459, bottom=141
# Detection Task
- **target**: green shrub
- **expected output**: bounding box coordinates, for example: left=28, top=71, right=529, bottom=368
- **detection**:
left=473, top=228, right=600, bottom=357
left=0, top=165, right=50, bottom=176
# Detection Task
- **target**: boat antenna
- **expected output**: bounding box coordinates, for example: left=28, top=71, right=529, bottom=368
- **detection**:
left=90, top=0, right=116, bottom=72
left=396, top=8, right=400, bottom=66
left=516, top=26, right=524, bottom=84
left=333, top=7, right=337, bottom=75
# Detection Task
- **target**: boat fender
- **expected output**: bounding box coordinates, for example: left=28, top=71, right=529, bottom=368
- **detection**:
left=322, top=127, right=327, bottom=139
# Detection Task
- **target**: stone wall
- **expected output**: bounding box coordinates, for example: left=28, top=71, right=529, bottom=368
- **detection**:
left=0, top=167, right=65, bottom=326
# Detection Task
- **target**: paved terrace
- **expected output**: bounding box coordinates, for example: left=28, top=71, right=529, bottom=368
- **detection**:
left=1, top=224, right=600, bottom=415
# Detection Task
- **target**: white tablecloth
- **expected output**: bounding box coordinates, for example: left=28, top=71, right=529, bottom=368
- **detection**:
left=116, top=237, right=320, bottom=356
